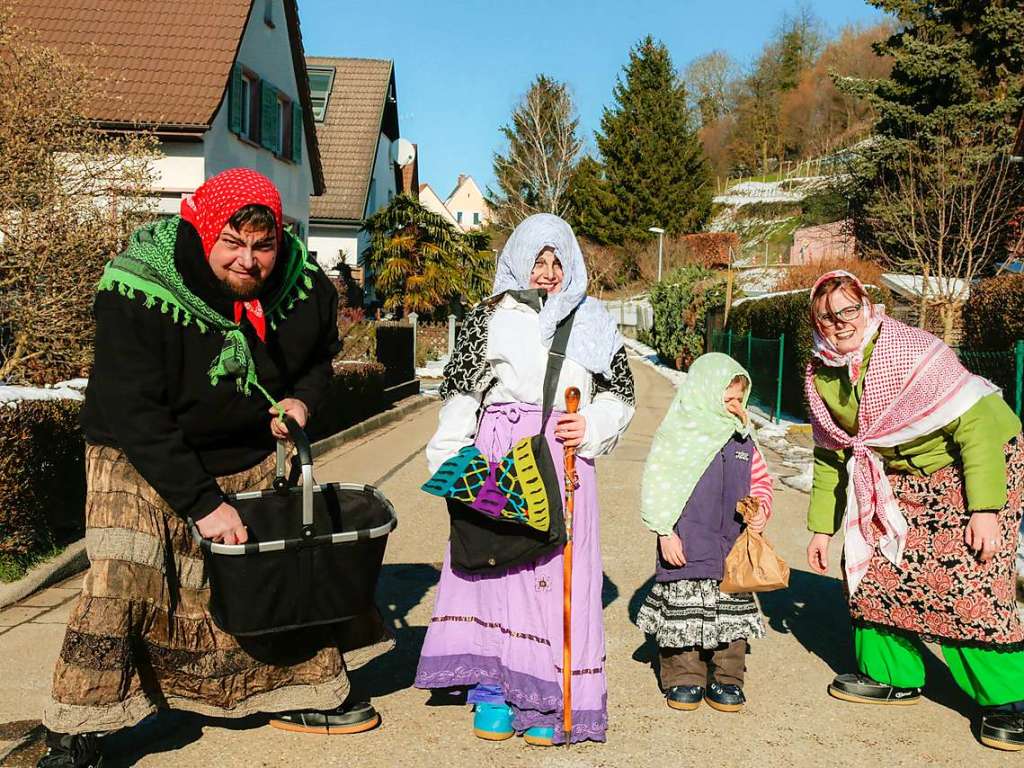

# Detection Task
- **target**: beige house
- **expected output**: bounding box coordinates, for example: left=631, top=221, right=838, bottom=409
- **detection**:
left=13, top=0, right=324, bottom=232
left=306, top=57, right=408, bottom=279
left=445, top=174, right=491, bottom=231
left=418, top=184, right=460, bottom=228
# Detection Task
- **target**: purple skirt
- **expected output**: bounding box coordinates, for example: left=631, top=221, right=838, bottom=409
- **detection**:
left=415, top=403, right=607, bottom=743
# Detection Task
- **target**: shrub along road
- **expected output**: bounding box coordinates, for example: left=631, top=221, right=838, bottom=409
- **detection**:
left=0, top=361, right=1016, bottom=767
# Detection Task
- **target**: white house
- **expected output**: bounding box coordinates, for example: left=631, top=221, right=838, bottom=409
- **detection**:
left=445, top=175, right=491, bottom=231
left=14, top=0, right=324, bottom=232
left=418, top=184, right=460, bottom=228
left=305, top=57, right=405, bottom=277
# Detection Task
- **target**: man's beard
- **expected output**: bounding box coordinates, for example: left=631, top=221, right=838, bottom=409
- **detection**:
left=218, top=272, right=267, bottom=301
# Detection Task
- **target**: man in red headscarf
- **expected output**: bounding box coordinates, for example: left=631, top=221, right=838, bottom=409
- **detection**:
left=37, top=169, right=392, bottom=768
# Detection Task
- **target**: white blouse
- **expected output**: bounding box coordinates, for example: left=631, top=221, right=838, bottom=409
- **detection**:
left=426, top=295, right=635, bottom=473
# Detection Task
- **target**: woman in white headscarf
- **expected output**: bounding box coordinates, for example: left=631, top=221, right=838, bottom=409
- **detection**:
left=414, top=214, right=635, bottom=746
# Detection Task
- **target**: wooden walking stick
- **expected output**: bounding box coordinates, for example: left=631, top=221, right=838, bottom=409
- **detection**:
left=562, top=386, right=581, bottom=746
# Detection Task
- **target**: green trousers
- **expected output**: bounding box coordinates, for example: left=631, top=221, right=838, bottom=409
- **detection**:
left=855, top=626, right=1024, bottom=707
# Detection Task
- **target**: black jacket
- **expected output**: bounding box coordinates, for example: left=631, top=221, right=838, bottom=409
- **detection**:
left=80, top=220, right=340, bottom=522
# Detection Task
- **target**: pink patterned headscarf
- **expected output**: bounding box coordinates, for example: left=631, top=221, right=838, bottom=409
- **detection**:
left=805, top=310, right=999, bottom=594
left=809, top=270, right=884, bottom=384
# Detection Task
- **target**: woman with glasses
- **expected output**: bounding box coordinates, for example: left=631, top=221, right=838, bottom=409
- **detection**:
left=804, top=270, right=1024, bottom=751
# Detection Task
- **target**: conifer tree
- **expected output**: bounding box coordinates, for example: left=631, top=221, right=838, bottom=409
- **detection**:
left=595, top=36, right=713, bottom=243
left=838, top=0, right=1024, bottom=258
left=566, top=155, right=620, bottom=245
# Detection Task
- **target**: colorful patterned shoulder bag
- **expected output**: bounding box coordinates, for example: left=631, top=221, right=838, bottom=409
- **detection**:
left=422, top=310, right=576, bottom=573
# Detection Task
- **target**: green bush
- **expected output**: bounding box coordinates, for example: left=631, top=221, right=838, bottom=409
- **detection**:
left=962, top=274, right=1024, bottom=351
left=0, top=399, right=86, bottom=578
left=648, top=266, right=728, bottom=370
left=800, top=189, right=850, bottom=227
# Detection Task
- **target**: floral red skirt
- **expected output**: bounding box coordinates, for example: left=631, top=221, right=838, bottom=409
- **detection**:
left=849, top=436, right=1024, bottom=648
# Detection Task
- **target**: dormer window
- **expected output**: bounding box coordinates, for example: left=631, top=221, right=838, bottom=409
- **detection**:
left=307, top=66, right=335, bottom=122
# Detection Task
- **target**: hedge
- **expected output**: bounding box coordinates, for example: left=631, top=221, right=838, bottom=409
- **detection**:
left=962, top=274, right=1024, bottom=351
left=307, top=361, right=388, bottom=441
left=648, top=266, right=729, bottom=370
left=0, top=400, right=86, bottom=566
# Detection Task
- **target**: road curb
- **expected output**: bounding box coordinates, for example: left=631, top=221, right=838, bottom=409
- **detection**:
left=0, top=540, right=88, bottom=610
left=312, top=395, right=434, bottom=457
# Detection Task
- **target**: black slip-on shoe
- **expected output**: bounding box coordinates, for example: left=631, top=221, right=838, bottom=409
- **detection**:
left=36, top=731, right=104, bottom=768
left=980, top=711, right=1024, bottom=751
left=828, top=673, right=921, bottom=706
left=665, top=685, right=704, bottom=711
left=705, top=681, right=746, bottom=713
left=269, top=700, right=380, bottom=735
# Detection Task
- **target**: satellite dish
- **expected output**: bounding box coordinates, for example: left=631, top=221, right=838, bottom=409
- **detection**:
left=391, top=138, right=416, bottom=167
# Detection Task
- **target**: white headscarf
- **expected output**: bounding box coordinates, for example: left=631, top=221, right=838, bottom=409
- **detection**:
left=492, top=213, right=622, bottom=378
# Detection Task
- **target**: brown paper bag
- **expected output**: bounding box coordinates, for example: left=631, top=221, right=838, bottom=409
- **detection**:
left=720, top=496, right=790, bottom=593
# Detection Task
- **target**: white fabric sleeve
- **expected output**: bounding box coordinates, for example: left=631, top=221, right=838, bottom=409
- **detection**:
left=577, top=392, right=635, bottom=460
left=425, top=392, right=483, bottom=474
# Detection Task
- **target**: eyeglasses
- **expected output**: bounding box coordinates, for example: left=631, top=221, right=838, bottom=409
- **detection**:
left=816, top=303, right=862, bottom=327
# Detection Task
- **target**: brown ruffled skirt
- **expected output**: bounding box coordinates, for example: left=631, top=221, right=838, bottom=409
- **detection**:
left=44, top=445, right=394, bottom=734
left=849, top=437, right=1024, bottom=648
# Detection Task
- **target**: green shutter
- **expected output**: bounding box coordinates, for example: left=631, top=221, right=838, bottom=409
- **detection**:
left=228, top=63, right=243, bottom=134
left=291, top=102, right=302, bottom=163
left=260, top=80, right=278, bottom=151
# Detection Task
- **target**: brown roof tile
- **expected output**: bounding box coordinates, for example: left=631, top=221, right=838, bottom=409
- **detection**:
left=11, top=0, right=324, bottom=194
left=11, top=0, right=251, bottom=129
left=307, top=57, right=394, bottom=222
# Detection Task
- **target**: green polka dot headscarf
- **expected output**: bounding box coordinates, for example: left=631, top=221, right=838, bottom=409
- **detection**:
left=640, top=352, right=752, bottom=535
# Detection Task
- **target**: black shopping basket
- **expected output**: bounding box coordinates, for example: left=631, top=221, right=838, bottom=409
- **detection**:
left=191, top=417, right=397, bottom=636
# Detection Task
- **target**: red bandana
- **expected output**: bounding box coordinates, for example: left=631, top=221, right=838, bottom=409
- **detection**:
left=180, top=168, right=284, bottom=342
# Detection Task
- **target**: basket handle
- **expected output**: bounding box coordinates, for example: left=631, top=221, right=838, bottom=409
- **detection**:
left=274, top=415, right=316, bottom=534
left=275, top=415, right=313, bottom=475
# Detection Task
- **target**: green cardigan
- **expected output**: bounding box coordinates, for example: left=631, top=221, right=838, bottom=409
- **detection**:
left=807, top=336, right=1021, bottom=534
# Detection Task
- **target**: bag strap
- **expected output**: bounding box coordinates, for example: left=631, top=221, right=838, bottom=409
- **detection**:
left=540, top=308, right=577, bottom=431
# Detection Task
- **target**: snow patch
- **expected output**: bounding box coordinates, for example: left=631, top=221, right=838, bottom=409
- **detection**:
left=0, top=379, right=88, bottom=407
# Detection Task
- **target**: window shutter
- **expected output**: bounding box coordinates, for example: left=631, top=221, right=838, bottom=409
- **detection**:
left=261, top=80, right=278, bottom=151
left=291, top=102, right=302, bottom=164
left=228, top=63, right=243, bottom=135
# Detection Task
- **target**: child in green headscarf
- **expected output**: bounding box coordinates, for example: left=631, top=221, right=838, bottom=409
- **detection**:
left=635, top=353, right=773, bottom=713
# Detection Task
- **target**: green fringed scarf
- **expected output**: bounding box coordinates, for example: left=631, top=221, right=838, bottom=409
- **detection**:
left=96, top=216, right=319, bottom=407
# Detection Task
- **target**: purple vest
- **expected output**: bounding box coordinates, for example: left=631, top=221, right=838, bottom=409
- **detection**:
left=655, top=434, right=753, bottom=582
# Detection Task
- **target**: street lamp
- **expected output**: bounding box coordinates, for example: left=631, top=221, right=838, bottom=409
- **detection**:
left=648, top=226, right=665, bottom=282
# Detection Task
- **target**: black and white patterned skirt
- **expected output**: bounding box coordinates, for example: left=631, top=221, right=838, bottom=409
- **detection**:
left=635, top=578, right=765, bottom=649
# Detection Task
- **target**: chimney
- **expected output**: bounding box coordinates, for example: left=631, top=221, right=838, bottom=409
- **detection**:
left=457, top=174, right=467, bottom=188
left=400, top=144, right=419, bottom=198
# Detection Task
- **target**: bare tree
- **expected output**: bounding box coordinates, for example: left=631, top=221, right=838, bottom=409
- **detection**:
left=488, top=75, right=583, bottom=228
left=869, top=127, right=1024, bottom=344
left=683, top=50, right=739, bottom=126
left=0, top=3, right=158, bottom=384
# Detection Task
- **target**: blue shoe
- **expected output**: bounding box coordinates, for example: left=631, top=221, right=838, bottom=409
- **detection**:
left=473, top=702, right=514, bottom=741
left=523, top=726, right=555, bottom=746
left=665, top=684, right=704, bottom=711
left=705, top=681, right=746, bottom=713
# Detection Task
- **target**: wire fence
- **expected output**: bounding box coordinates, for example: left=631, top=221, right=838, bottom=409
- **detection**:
left=956, top=340, right=1024, bottom=418
left=709, top=330, right=785, bottom=422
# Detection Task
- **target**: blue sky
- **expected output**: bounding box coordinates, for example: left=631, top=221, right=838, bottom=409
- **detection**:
left=298, top=0, right=887, bottom=199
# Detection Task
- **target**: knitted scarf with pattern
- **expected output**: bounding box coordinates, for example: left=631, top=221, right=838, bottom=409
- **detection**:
left=96, top=215, right=318, bottom=406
